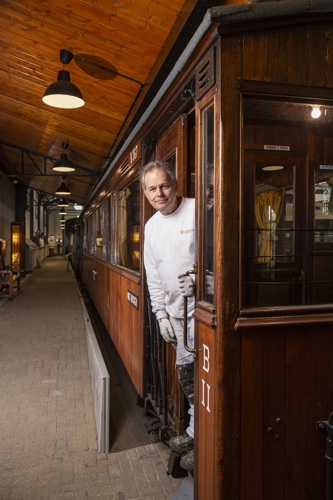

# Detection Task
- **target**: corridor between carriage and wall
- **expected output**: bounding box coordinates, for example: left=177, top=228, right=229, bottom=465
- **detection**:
left=0, top=256, right=181, bottom=499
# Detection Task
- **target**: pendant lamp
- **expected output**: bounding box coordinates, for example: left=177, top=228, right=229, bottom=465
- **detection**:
left=56, top=181, right=71, bottom=196
left=53, top=153, right=75, bottom=172
left=42, top=69, right=85, bottom=109
left=58, top=198, right=69, bottom=207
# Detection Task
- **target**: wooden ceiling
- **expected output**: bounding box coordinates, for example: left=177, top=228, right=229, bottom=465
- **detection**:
left=0, top=0, right=200, bottom=207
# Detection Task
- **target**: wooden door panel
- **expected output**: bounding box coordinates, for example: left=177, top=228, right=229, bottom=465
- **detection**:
left=241, top=331, right=264, bottom=500
left=241, top=325, right=329, bottom=500
left=263, top=331, right=286, bottom=500
left=285, top=330, right=308, bottom=499
left=196, top=321, right=215, bottom=500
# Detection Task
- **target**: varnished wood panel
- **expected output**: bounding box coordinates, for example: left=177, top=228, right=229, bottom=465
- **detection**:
left=243, top=23, right=333, bottom=89
left=196, top=322, right=215, bottom=500
left=240, top=325, right=329, bottom=500
left=83, top=255, right=144, bottom=396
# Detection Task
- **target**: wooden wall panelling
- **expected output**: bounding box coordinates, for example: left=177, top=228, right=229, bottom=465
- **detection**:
left=328, top=25, right=333, bottom=87
left=196, top=322, right=215, bottom=500
left=242, top=31, right=267, bottom=82
left=218, top=33, right=242, bottom=500
left=307, top=25, right=331, bottom=88
left=284, top=328, right=308, bottom=499
left=240, top=324, right=331, bottom=500
left=243, top=23, right=333, bottom=89
left=306, top=326, right=328, bottom=499
left=287, top=27, right=310, bottom=86
left=108, top=270, right=120, bottom=349
left=265, top=29, right=289, bottom=84
left=244, top=124, right=307, bottom=153
left=108, top=271, right=144, bottom=397
left=262, top=329, right=286, bottom=500
left=241, top=330, right=264, bottom=500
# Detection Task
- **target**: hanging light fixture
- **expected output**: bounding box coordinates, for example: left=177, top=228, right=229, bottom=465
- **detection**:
left=55, top=179, right=71, bottom=196
left=59, top=207, right=67, bottom=215
left=42, top=50, right=84, bottom=109
left=43, top=49, right=147, bottom=110
left=60, top=216, right=66, bottom=223
left=53, top=153, right=75, bottom=172
left=57, top=198, right=69, bottom=207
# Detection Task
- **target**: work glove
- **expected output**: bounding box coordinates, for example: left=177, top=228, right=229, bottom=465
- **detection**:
left=155, top=310, right=176, bottom=343
left=206, top=272, right=214, bottom=296
left=178, top=274, right=195, bottom=297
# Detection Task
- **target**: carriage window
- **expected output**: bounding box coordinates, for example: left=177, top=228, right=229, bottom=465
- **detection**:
left=202, top=103, right=214, bottom=303
left=116, top=179, right=141, bottom=271
left=314, top=174, right=333, bottom=243
left=95, top=206, right=103, bottom=259
left=242, top=97, right=333, bottom=309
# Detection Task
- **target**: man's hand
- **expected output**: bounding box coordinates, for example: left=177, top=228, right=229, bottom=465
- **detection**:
left=178, top=275, right=195, bottom=297
left=155, top=310, right=176, bottom=343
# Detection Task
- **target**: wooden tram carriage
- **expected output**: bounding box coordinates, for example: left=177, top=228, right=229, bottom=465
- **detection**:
left=75, top=2, right=333, bottom=499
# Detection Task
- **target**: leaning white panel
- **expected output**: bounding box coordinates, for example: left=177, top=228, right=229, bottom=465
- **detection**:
left=79, top=292, right=110, bottom=453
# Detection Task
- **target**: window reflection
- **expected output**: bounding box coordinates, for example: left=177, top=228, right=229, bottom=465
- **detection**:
left=314, top=175, right=333, bottom=243
left=117, top=179, right=141, bottom=271
left=202, top=104, right=214, bottom=303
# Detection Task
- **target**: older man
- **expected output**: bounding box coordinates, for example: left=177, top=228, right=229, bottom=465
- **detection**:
left=141, top=160, right=196, bottom=472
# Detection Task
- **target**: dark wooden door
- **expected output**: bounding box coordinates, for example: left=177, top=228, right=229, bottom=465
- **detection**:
left=240, top=323, right=329, bottom=500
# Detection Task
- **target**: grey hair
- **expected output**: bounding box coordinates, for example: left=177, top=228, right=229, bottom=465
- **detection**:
left=140, top=160, right=177, bottom=189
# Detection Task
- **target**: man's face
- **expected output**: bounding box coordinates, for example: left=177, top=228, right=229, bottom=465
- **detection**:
left=143, top=167, right=178, bottom=215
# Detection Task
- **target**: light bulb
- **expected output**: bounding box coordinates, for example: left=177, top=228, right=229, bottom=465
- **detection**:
left=311, top=106, right=321, bottom=119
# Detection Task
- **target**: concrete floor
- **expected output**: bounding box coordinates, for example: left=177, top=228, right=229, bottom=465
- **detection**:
left=0, top=256, right=183, bottom=499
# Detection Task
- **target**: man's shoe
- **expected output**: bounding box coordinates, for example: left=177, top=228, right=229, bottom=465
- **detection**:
left=169, top=432, right=194, bottom=453
left=180, top=449, right=194, bottom=471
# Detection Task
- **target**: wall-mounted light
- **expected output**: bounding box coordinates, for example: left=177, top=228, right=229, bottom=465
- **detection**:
left=311, top=106, right=321, bottom=119
left=53, top=153, right=75, bottom=172
left=42, top=49, right=147, bottom=110
left=55, top=179, right=71, bottom=196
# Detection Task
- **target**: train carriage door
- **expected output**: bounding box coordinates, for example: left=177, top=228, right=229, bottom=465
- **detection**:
left=192, top=90, right=217, bottom=499
left=148, top=112, right=195, bottom=434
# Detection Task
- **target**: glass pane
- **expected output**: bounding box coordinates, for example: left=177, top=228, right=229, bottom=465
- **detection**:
left=117, top=179, right=141, bottom=271
left=242, top=97, right=333, bottom=308
left=202, top=104, right=214, bottom=303
left=314, top=174, right=333, bottom=243
left=255, top=164, right=294, bottom=265
left=95, top=206, right=103, bottom=259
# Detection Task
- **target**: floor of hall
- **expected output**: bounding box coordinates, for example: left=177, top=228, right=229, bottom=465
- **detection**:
left=0, top=256, right=187, bottom=500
